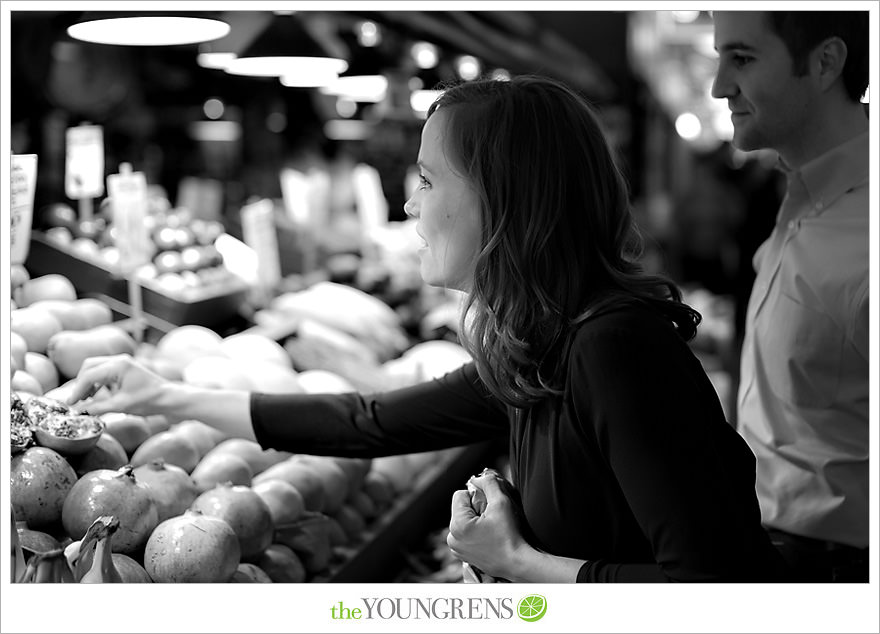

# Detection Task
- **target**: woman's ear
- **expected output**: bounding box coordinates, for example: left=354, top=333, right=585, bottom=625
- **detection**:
left=814, top=36, right=848, bottom=93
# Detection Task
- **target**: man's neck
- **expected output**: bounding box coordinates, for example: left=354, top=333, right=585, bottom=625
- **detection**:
left=780, top=99, right=868, bottom=170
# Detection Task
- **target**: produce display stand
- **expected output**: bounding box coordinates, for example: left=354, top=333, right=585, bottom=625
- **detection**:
left=317, top=442, right=495, bottom=583
left=25, top=233, right=249, bottom=331
left=18, top=233, right=498, bottom=584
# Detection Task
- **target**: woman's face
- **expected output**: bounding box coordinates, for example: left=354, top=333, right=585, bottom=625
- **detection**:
left=404, top=109, right=482, bottom=291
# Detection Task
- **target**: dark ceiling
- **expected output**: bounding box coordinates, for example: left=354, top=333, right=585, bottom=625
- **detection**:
left=9, top=9, right=634, bottom=124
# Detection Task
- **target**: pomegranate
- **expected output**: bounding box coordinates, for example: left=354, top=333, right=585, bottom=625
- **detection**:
left=132, top=460, right=199, bottom=523
left=332, top=504, right=367, bottom=542
left=71, top=432, right=129, bottom=477
left=61, top=465, right=159, bottom=554
left=251, top=479, right=306, bottom=526
left=230, top=562, right=273, bottom=583
left=252, top=458, right=326, bottom=512
left=274, top=515, right=332, bottom=576
left=144, top=509, right=240, bottom=583
left=169, top=419, right=226, bottom=458
left=98, top=414, right=152, bottom=455
left=332, top=456, right=372, bottom=491
left=291, top=455, right=349, bottom=514
left=10, top=446, right=77, bottom=529
left=190, top=451, right=253, bottom=493
left=348, top=489, right=379, bottom=521
left=362, top=470, right=395, bottom=510
left=255, top=543, right=307, bottom=583
left=112, top=553, right=153, bottom=583
left=129, top=430, right=201, bottom=473
left=206, top=438, right=287, bottom=475
left=190, top=483, right=274, bottom=561
left=370, top=454, right=416, bottom=494
left=324, top=516, right=349, bottom=547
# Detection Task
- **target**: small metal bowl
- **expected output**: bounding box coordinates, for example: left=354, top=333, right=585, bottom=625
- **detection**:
left=33, top=415, right=105, bottom=456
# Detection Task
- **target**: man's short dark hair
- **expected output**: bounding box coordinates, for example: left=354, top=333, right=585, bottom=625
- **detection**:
left=767, top=11, right=869, bottom=102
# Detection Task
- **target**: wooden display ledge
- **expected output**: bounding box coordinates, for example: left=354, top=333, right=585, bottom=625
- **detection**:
left=25, top=233, right=249, bottom=331
left=316, top=442, right=495, bottom=583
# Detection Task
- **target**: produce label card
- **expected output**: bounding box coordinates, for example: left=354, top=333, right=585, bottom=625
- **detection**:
left=65, top=124, right=105, bottom=200
left=10, top=154, right=38, bottom=265
left=241, top=198, right=282, bottom=302
left=107, top=164, right=152, bottom=273
left=280, top=167, right=311, bottom=226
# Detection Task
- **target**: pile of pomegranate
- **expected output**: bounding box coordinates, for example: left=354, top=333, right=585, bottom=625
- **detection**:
left=9, top=269, right=461, bottom=583
left=8, top=409, right=436, bottom=582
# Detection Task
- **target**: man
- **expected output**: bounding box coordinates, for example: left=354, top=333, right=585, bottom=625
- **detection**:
left=712, top=11, right=869, bottom=582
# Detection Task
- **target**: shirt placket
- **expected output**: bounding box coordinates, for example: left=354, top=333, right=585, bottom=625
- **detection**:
left=748, top=175, right=807, bottom=320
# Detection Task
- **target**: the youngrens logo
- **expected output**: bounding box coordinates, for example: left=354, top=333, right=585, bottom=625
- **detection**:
left=329, top=595, right=548, bottom=622
left=517, top=595, right=547, bottom=622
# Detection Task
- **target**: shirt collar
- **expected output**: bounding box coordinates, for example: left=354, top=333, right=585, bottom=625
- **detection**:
left=780, top=132, right=869, bottom=213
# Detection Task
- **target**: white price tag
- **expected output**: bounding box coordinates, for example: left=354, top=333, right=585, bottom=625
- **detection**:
left=280, top=167, right=311, bottom=226
left=241, top=198, right=282, bottom=303
left=10, top=154, right=38, bottom=265
left=353, top=163, right=388, bottom=231
left=107, top=163, right=151, bottom=273
left=65, top=124, right=105, bottom=200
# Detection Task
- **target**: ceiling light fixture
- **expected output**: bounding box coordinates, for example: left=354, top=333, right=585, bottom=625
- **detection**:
left=319, top=75, right=388, bottom=103
left=224, top=13, right=347, bottom=83
left=67, top=12, right=230, bottom=47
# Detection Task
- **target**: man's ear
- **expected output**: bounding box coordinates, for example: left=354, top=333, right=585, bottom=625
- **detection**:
left=813, top=36, right=848, bottom=92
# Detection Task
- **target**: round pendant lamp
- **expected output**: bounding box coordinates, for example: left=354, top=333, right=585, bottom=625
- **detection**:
left=67, top=11, right=230, bottom=47
left=223, top=13, right=347, bottom=86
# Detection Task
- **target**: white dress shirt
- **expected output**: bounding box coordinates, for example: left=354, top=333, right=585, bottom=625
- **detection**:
left=737, top=132, right=869, bottom=548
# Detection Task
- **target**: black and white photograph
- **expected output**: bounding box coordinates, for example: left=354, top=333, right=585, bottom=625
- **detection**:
left=2, top=2, right=877, bottom=633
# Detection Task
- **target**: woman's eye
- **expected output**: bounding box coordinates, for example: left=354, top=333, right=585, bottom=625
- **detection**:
left=419, top=174, right=431, bottom=190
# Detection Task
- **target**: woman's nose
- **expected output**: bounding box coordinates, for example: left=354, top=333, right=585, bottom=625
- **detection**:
left=403, top=195, right=418, bottom=219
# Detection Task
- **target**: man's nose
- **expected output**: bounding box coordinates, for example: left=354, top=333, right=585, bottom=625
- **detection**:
left=710, top=65, right=733, bottom=100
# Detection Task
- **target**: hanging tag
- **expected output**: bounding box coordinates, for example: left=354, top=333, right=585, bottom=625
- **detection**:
left=10, top=154, right=38, bottom=266
left=107, top=163, right=151, bottom=343
left=241, top=198, right=282, bottom=306
left=65, top=124, right=105, bottom=219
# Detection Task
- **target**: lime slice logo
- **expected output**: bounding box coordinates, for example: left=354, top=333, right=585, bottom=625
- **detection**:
left=517, top=594, right=547, bottom=622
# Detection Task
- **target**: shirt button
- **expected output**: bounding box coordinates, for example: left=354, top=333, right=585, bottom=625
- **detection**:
left=816, top=201, right=824, bottom=210
left=788, top=220, right=797, bottom=230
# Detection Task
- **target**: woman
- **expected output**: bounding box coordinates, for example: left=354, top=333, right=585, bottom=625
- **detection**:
left=67, top=75, right=789, bottom=582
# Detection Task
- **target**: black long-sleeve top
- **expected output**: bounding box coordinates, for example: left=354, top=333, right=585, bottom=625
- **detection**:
left=251, top=302, right=789, bottom=582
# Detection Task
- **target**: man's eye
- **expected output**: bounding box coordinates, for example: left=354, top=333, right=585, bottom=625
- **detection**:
left=732, top=54, right=753, bottom=68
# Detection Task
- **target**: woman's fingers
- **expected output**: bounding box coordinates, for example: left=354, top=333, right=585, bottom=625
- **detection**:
left=64, top=354, right=132, bottom=406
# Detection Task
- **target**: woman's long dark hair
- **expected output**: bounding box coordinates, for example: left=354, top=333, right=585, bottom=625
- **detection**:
left=427, top=75, right=701, bottom=408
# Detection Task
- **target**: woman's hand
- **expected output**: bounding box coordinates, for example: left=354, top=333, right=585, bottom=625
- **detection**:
left=447, top=471, right=530, bottom=581
left=65, top=354, right=173, bottom=418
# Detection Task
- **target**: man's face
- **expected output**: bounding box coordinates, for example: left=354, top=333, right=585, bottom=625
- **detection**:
left=711, top=12, right=819, bottom=161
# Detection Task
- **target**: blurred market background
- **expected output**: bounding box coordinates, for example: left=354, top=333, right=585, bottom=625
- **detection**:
left=9, top=7, right=850, bottom=586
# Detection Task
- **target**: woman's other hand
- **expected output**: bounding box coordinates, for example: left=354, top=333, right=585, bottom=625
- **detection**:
left=447, top=471, right=529, bottom=581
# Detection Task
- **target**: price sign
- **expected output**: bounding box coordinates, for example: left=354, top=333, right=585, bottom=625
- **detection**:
left=107, top=163, right=151, bottom=343
left=65, top=124, right=105, bottom=201
left=107, top=163, right=151, bottom=273
left=280, top=167, right=311, bottom=226
left=353, top=163, right=389, bottom=260
left=353, top=163, right=388, bottom=231
left=10, top=154, right=38, bottom=265
left=241, top=198, right=282, bottom=305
